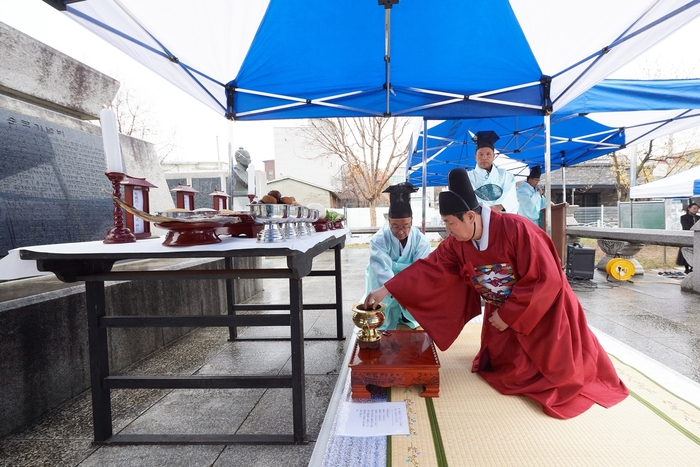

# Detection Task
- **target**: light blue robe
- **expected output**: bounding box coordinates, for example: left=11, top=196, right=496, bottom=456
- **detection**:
left=364, top=226, right=432, bottom=329
left=468, top=165, right=519, bottom=213
left=516, top=182, right=546, bottom=225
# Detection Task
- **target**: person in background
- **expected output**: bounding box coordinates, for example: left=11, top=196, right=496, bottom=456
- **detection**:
left=677, top=202, right=699, bottom=274
left=364, top=168, right=628, bottom=419
left=363, top=182, right=432, bottom=330
left=516, top=165, right=546, bottom=226
left=468, top=131, right=519, bottom=213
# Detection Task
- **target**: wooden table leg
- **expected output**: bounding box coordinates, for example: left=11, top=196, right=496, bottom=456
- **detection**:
left=351, top=384, right=372, bottom=399
left=85, top=281, right=113, bottom=443
left=421, top=384, right=440, bottom=398
left=289, top=277, right=307, bottom=444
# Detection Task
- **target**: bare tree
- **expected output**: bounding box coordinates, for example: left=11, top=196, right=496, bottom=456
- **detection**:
left=609, top=136, right=700, bottom=201
left=301, top=117, right=414, bottom=226
left=604, top=59, right=700, bottom=199
left=110, top=81, right=178, bottom=163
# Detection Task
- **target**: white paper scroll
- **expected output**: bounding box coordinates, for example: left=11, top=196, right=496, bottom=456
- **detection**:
left=132, top=189, right=145, bottom=234
left=336, top=402, right=409, bottom=437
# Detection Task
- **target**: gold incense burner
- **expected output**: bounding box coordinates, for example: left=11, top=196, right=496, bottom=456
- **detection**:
left=352, top=303, right=386, bottom=349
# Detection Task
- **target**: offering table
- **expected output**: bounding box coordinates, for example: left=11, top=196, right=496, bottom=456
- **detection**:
left=16, top=229, right=348, bottom=445
left=348, top=330, right=440, bottom=399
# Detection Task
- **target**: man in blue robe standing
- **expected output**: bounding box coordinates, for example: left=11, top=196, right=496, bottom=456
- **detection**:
left=517, top=166, right=547, bottom=226
left=468, top=131, right=519, bottom=213
left=363, top=182, right=432, bottom=330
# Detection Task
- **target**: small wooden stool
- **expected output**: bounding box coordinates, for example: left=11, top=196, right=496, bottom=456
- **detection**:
left=348, top=330, right=440, bottom=399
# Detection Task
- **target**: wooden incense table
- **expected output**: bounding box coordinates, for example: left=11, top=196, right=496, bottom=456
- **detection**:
left=348, top=330, right=440, bottom=399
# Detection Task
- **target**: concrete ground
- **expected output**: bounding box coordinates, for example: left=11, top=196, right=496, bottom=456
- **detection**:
left=1, top=245, right=698, bottom=466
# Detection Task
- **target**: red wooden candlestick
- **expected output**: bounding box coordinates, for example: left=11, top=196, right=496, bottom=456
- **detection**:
left=104, top=172, right=136, bottom=244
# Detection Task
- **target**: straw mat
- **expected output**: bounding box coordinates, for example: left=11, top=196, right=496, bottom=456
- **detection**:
left=389, top=323, right=700, bottom=467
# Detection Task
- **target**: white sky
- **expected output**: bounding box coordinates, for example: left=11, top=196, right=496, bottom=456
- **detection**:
left=2, top=0, right=700, bottom=166
left=1, top=0, right=297, bottom=168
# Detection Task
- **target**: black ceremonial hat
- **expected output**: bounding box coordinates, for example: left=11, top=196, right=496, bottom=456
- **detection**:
left=439, top=168, right=479, bottom=215
left=528, top=166, right=542, bottom=179
left=474, top=130, right=500, bottom=150
left=384, top=182, right=417, bottom=218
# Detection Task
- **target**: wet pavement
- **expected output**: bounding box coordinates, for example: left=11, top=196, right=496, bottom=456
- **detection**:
left=571, top=269, right=700, bottom=383
left=1, top=245, right=698, bottom=466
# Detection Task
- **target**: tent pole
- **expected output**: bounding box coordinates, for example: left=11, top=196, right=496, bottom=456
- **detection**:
left=544, top=115, right=552, bottom=237
left=383, top=7, right=391, bottom=116
left=562, top=166, right=567, bottom=204
left=630, top=144, right=637, bottom=228
left=228, top=120, right=235, bottom=208
left=421, top=119, right=428, bottom=234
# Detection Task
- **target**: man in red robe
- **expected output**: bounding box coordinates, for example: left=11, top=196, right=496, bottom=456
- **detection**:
left=364, top=168, right=628, bottom=419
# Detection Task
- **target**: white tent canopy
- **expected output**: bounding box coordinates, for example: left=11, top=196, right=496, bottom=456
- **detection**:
left=630, top=164, right=700, bottom=198
left=44, top=0, right=700, bottom=121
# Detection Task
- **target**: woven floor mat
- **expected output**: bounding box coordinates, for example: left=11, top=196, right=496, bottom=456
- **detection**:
left=390, top=323, right=700, bottom=467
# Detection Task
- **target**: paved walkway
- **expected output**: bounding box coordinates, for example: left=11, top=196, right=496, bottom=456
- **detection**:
left=1, top=246, right=698, bottom=466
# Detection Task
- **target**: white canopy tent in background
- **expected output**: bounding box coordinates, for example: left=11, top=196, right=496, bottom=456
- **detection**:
left=630, top=164, right=700, bottom=198
left=42, top=0, right=700, bottom=231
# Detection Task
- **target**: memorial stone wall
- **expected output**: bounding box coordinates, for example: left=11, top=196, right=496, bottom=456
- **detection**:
left=192, top=177, right=225, bottom=210
left=0, top=107, right=114, bottom=255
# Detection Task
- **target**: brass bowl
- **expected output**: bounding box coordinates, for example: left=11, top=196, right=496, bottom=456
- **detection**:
left=351, top=303, right=386, bottom=346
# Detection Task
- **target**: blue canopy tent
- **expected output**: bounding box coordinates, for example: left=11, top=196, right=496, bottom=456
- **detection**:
left=407, top=79, right=700, bottom=187
left=41, top=0, right=700, bottom=230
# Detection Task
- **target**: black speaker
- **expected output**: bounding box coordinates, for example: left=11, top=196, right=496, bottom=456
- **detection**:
left=566, top=244, right=595, bottom=280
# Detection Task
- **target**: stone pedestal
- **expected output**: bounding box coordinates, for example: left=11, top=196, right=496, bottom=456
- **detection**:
left=596, top=239, right=645, bottom=275
left=681, top=229, right=699, bottom=293
left=681, top=247, right=694, bottom=266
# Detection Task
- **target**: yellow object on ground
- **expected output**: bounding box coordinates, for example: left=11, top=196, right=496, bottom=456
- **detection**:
left=606, top=257, right=636, bottom=281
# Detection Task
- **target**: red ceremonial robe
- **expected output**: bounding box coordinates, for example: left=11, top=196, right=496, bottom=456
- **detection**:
left=385, top=209, right=628, bottom=419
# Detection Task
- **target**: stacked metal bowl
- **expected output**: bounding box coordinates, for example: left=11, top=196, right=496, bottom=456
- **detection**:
left=250, top=204, right=288, bottom=243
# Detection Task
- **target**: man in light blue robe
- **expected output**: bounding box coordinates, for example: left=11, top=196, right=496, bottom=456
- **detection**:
left=364, top=183, right=432, bottom=330
left=517, top=166, right=547, bottom=226
left=467, top=131, right=519, bottom=213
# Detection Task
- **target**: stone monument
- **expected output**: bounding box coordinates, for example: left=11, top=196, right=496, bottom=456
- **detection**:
left=0, top=21, right=174, bottom=256
left=231, top=146, right=253, bottom=210
left=232, top=147, right=251, bottom=195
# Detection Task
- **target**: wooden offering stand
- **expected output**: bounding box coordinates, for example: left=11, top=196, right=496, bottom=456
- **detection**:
left=154, top=222, right=222, bottom=246
left=216, top=212, right=263, bottom=238
left=313, top=220, right=330, bottom=232
left=104, top=172, right=136, bottom=244
left=348, top=330, right=440, bottom=399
